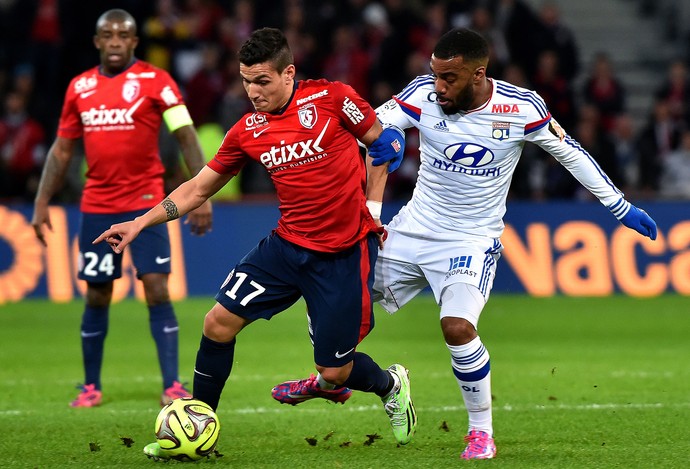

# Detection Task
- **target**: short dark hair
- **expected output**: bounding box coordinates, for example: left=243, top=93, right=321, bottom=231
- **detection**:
left=433, top=28, right=489, bottom=62
left=96, top=9, right=137, bottom=35
left=239, top=28, right=293, bottom=72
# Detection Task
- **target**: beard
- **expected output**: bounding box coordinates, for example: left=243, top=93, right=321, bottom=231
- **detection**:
left=439, top=85, right=475, bottom=115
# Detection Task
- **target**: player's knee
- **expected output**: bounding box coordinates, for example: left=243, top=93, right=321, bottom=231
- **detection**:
left=85, top=282, right=113, bottom=307
left=202, top=304, right=245, bottom=343
left=441, top=316, right=477, bottom=345
left=316, top=365, right=351, bottom=386
left=140, top=273, right=171, bottom=305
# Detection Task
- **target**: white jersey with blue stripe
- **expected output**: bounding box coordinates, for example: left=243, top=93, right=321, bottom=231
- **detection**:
left=375, top=76, right=624, bottom=239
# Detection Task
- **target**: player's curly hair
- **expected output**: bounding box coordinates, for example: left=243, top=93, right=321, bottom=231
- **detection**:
left=433, top=28, right=489, bottom=63
left=239, top=28, right=294, bottom=73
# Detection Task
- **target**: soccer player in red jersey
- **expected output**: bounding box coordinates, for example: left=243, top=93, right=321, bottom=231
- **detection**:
left=94, top=28, right=415, bottom=458
left=31, top=9, right=212, bottom=408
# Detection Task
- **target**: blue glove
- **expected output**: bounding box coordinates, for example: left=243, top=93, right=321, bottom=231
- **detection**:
left=369, top=126, right=405, bottom=173
left=608, top=199, right=657, bottom=240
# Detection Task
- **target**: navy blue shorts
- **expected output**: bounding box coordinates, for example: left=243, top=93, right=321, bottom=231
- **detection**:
left=216, top=232, right=379, bottom=368
left=78, top=210, right=171, bottom=282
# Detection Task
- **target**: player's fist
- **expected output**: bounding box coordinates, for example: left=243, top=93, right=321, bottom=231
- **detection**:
left=369, top=126, right=405, bottom=173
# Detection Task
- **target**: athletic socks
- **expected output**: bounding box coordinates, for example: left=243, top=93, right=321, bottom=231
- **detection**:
left=192, top=335, right=236, bottom=410
left=317, top=373, right=336, bottom=390
left=148, top=302, right=179, bottom=389
left=448, top=336, right=493, bottom=435
left=80, top=305, right=109, bottom=390
left=342, top=352, right=395, bottom=397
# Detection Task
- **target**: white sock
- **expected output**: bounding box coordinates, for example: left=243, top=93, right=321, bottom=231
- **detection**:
left=447, top=336, right=493, bottom=436
left=316, top=373, right=335, bottom=390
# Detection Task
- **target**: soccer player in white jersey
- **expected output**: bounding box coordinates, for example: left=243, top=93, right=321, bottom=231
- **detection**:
left=367, top=28, right=657, bottom=460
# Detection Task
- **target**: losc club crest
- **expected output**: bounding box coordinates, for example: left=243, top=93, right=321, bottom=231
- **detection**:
left=122, top=80, right=141, bottom=103
left=298, top=104, right=317, bottom=129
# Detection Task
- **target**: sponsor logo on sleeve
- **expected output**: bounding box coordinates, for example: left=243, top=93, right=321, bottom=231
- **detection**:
left=548, top=118, right=566, bottom=141
left=342, top=97, right=365, bottom=124
left=160, top=85, right=179, bottom=106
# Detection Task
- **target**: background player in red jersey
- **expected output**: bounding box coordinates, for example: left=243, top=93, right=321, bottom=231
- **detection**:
left=94, top=28, right=414, bottom=459
left=31, top=9, right=212, bottom=408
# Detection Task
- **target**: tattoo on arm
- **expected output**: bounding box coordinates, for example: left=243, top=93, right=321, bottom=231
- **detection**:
left=162, top=198, right=180, bottom=221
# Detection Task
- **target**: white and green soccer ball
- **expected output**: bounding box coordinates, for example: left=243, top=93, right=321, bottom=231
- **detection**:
left=154, top=397, right=220, bottom=461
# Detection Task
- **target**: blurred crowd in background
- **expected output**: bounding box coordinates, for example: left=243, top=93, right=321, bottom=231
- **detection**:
left=2, top=0, right=690, bottom=204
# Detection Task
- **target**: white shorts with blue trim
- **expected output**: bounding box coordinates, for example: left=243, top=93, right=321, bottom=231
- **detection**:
left=373, top=224, right=503, bottom=325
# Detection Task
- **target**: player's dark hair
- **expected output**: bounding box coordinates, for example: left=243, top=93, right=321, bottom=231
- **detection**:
left=96, top=9, right=137, bottom=34
left=239, top=28, right=294, bottom=72
left=433, top=28, right=489, bottom=62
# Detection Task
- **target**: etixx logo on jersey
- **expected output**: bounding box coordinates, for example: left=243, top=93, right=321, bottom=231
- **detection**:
left=444, top=143, right=494, bottom=168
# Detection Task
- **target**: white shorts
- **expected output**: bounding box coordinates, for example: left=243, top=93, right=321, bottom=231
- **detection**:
left=373, top=225, right=503, bottom=325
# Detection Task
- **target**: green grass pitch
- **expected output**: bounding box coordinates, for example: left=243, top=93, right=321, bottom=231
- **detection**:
left=1, top=295, right=688, bottom=468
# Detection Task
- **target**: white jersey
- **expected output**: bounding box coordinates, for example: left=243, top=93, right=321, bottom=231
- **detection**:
left=375, top=76, right=624, bottom=240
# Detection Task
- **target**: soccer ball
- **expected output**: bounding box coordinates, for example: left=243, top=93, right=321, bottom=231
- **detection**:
left=154, top=397, right=220, bottom=461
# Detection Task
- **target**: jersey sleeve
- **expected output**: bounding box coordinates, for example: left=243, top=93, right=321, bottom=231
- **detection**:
left=153, top=70, right=194, bottom=132
left=56, top=79, right=83, bottom=139
left=375, top=74, right=435, bottom=130
left=207, top=123, right=246, bottom=176
left=527, top=117, right=623, bottom=206
left=329, top=81, right=377, bottom=139
left=518, top=86, right=623, bottom=206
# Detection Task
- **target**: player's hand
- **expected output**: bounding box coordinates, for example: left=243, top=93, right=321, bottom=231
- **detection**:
left=372, top=218, right=388, bottom=250
left=31, top=203, right=52, bottom=247
left=608, top=199, right=657, bottom=240
left=369, top=126, right=405, bottom=173
left=186, top=199, right=213, bottom=236
left=92, top=219, right=143, bottom=254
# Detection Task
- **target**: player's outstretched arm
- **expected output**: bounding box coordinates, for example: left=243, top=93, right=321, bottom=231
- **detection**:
left=92, top=219, right=143, bottom=254
left=93, top=167, right=232, bottom=253
left=608, top=198, right=658, bottom=240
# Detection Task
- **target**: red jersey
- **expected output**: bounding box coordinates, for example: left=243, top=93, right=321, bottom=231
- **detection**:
left=58, top=60, right=187, bottom=213
left=208, top=79, right=379, bottom=253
